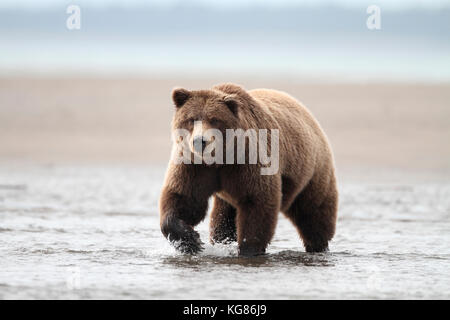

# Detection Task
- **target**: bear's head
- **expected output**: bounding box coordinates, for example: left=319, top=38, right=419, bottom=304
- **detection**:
left=170, top=87, right=242, bottom=162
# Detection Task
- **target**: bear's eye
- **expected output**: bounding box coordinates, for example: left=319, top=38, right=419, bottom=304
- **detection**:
left=210, top=118, right=221, bottom=126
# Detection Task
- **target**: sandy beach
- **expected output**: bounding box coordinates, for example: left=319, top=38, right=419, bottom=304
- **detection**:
left=0, top=77, right=449, bottom=181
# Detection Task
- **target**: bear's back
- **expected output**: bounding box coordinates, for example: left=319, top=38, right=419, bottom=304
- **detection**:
left=248, top=88, right=322, bottom=136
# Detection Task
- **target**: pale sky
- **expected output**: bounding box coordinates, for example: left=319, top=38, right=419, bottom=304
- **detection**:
left=0, top=0, right=449, bottom=10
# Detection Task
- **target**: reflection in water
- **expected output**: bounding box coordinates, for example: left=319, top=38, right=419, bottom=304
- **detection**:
left=1, top=165, right=449, bottom=299
left=161, top=250, right=336, bottom=269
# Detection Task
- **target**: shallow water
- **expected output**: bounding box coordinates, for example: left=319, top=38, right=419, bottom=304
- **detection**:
left=0, top=164, right=449, bottom=299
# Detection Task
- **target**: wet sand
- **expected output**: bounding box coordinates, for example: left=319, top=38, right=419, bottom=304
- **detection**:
left=1, top=77, right=449, bottom=181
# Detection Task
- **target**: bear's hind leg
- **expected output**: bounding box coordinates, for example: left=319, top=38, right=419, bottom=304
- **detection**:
left=285, top=177, right=338, bottom=253
left=209, top=196, right=237, bottom=244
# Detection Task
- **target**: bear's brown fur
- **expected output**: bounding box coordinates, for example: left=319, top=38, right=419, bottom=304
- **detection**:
left=159, top=83, right=338, bottom=256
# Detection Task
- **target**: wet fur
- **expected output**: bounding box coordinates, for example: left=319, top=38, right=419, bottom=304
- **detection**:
left=159, top=83, right=338, bottom=256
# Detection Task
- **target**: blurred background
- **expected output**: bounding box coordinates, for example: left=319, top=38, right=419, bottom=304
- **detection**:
left=1, top=0, right=450, bottom=179
left=1, top=0, right=450, bottom=300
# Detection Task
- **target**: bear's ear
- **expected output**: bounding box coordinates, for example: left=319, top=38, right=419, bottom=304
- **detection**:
left=172, top=88, right=191, bottom=108
left=223, top=95, right=239, bottom=116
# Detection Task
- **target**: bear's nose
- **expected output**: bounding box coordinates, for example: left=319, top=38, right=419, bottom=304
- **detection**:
left=193, top=136, right=207, bottom=153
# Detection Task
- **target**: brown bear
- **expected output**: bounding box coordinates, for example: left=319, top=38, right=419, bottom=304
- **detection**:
left=159, top=83, right=338, bottom=256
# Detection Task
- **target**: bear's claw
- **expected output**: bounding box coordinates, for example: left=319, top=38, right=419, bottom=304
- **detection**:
left=163, top=215, right=204, bottom=254
left=170, top=227, right=204, bottom=255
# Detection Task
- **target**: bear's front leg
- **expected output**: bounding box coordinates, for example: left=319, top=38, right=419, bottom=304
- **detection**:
left=210, top=196, right=237, bottom=244
left=236, top=193, right=281, bottom=257
left=160, top=191, right=209, bottom=254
